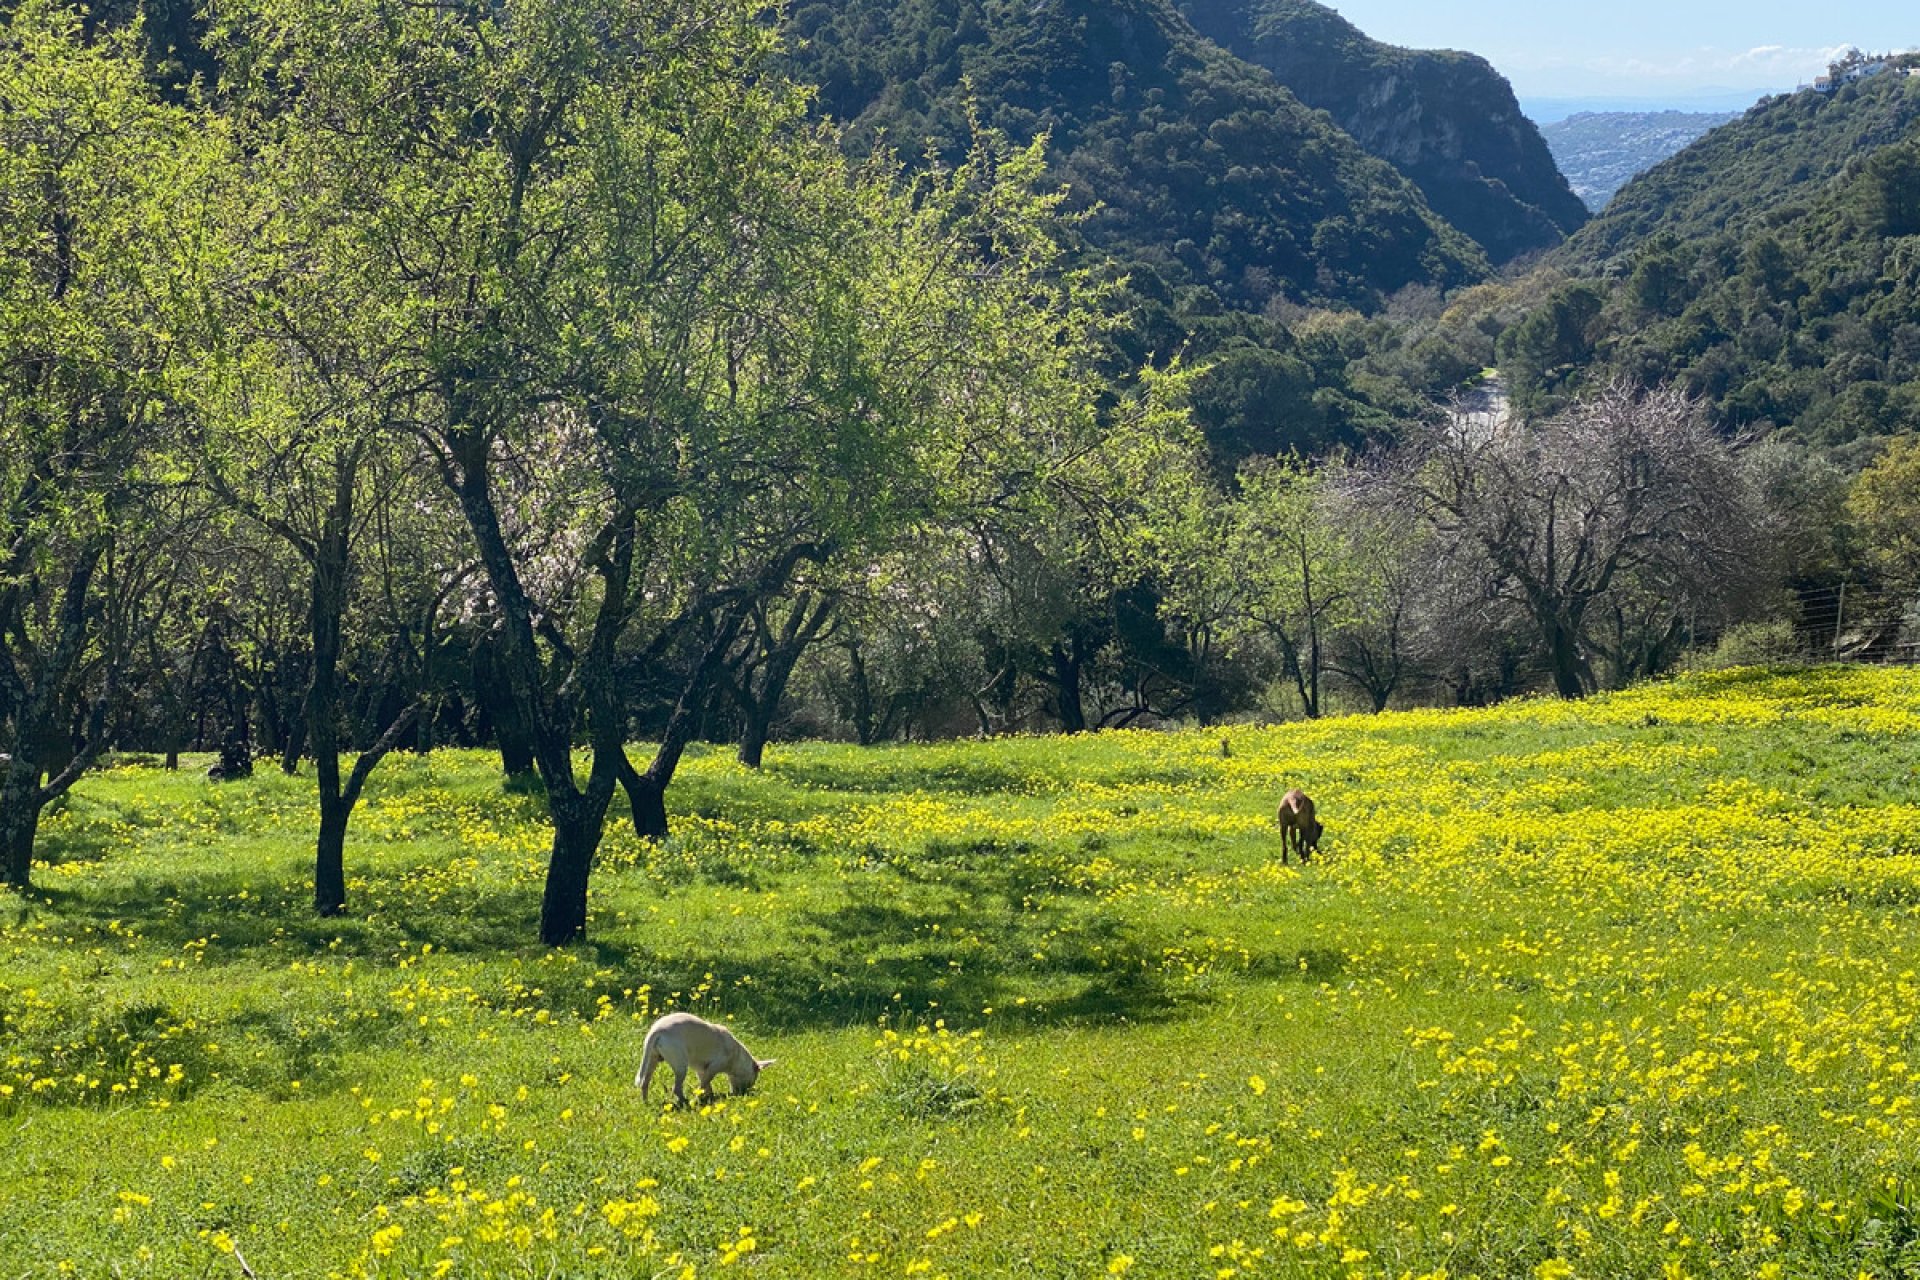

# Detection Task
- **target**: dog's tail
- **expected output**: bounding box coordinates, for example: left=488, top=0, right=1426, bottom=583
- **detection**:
left=635, top=1027, right=662, bottom=1098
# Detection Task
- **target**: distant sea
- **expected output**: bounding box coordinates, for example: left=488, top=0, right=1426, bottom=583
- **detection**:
left=1520, top=88, right=1776, bottom=124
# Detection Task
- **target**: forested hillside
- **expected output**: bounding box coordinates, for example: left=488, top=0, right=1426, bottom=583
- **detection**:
left=1178, top=0, right=1588, bottom=262
left=1553, top=71, right=1920, bottom=271
left=1483, top=69, right=1920, bottom=441
left=783, top=0, right=1489, bottom=317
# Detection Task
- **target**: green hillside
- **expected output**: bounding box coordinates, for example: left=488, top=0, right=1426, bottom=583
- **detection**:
left=784, top=0, right=1488, bottom=315
left=1553, top=71, right=1920, bottom=273
left=1488, top=71, right=1920, bottom=439
left=1538, top=110, right=1740, bottom=211
left=1178, top=0, right=1588, bottom=263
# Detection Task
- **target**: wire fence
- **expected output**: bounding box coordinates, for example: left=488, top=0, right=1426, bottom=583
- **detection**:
left=1782, top=582, right=1920, bottom=666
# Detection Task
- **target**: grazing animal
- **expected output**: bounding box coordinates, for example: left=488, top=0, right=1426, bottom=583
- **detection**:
left=635, top=1012, right=774, bottom=1108
left=1275, top=788, right=1322, bottom=864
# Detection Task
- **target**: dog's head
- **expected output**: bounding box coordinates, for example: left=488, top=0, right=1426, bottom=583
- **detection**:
left=730, top=1056, right=776, bottom=1094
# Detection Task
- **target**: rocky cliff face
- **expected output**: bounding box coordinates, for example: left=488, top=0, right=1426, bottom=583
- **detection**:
left=1177, top=0, right=1588, bottom=263
left=784, top=0, right=1488, bottom=311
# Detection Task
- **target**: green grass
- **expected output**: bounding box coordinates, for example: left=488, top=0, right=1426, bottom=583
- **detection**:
left=7, top=666, right=1920, bottom=1278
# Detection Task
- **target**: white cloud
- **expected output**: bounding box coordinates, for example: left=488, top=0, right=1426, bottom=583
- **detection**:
left=1502, top=41, right=1883, bottom=96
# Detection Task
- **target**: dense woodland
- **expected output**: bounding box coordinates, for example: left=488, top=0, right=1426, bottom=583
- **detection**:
left=4, top=0, right=1920, bottom=942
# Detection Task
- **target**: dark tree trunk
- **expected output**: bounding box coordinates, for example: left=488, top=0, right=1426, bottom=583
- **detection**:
left=846, top=644, right=878, bottom=746
left=1051, top=642, right=1086, bottom=733
left=280, top=717, right=306, bottom=776
left=498, top=733, right=535, bottom=780
left=737, top=709, right=773, bottom=770
left=0, top=766, right=44, bottom=890
left=164, top=750, right=179, bottom=771
left=305, top=463, right=353, bottom=914
left=620, top=767, right=669, bottom=842
left=736, top=646, right=802, bottom=769
left=314, top=791, right=349, bottom=916
left=286, top=444, right=416, bottom=917
left=1544, top=617, right=1588, bottom=699
left=0, top=542, right=108, bottom=887
left=447, top=433, right=629, bottom=944
left=623, top=618, right=740, bottom=840
left=731, top=593, right=830, bottom=769
left=540, top=794, right=603, bottom=945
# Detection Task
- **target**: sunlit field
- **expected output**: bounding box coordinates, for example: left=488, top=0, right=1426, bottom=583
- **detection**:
left=8, top=668, right=1920, bottom=1278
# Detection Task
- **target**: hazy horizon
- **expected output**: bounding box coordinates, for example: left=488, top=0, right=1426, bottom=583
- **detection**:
left=1323, top=0, right=1911, bottom=100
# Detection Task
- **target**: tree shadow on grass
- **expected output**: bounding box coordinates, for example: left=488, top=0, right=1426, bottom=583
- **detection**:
left=29, top=863, right=541, bottom=962
left=27, top=833, right=1216, bottom=1036
left=586, top=856, right=1201, bottom=1034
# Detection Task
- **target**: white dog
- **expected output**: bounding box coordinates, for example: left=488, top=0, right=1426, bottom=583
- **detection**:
left=635, top=1012, right=774, bottom=1108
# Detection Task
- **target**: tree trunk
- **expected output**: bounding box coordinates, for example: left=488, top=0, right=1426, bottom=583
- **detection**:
left=737, top=708, right=773, bottom=770
left=314, top=791, right=349, bottom=916
left=1051, top=642, right=1087, bottom=733
left=736, top=649, right=801, bottom=769
left=306, top=498, right=351, bottom=913
left=474, top=628, right=538, bottom=780
left=846, top=644, right=878, bottom=746
left=1544, top=618, right=1588, bottom=699
left=280, top=718, right=306, bottom=776
left=0, top=542, right=107, bottom=887
left=449, top=438, right=624, bottom=945
left=540, top=795, right=603, bottom=945
left=498, top=734, right=535, bottom=780
left=620, top=767, right=670, bottom=842
left=0, top=765, right=44, bottom=890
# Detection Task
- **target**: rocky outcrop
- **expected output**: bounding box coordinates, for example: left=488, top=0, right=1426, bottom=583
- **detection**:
left=784, top=0, right=1489, bottom=311
left=1177, top=0, right=1588, bottom=263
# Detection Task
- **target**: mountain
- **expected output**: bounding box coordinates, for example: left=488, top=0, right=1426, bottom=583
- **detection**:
left=1552, top=70, right=1920, bottom=273
left=1540, top=111, right=1739, bottom=211
left=1174, top=0, right=1588, bottom=263
left=784, top=0, right=1488, bottom=317
left=1522, top=90, right=1769, bottom=123
left=1485, top=68, right=1920, bottom=442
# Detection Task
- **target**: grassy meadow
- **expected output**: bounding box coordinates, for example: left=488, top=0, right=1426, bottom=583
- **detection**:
left=8, top=667, right=1920, bottom=1278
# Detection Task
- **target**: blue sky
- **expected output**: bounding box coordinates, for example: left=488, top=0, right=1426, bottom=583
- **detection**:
left=1324, top=1, right=1914, bottom=100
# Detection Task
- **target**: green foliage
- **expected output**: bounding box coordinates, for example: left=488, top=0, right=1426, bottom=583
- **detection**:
left=783, top=0, right=1487, bottom=320
left=1482, top=74, right=1920, bottom=442
left=1496, top=281, right=1606, bottom=417
left=1539, top=110, right=1738, bottom=211
left=0, top=1, right=216, bottom=875
left=1555, top=73, right=1920, bottom=273
left=1848, top=436, right=1920, bottom=589
left=1681, top=618, right=1802, bottom=671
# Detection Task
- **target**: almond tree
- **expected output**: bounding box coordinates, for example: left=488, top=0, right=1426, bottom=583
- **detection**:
left=0, top=4, right=210, bottom=888
left=1382, top=383, right=1764, bottom=698
left=227, top=0, right=1116, bottom=943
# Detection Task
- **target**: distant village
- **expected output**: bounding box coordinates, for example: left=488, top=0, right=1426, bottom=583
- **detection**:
left=1808, top=48, right=1920, bottom=93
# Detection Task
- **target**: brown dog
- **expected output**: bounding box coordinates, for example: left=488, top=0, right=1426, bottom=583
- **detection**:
left=1276, top=788, right=1322, bottom=864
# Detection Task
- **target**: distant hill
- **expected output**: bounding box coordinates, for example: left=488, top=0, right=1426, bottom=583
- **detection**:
left=783, top=0, right=1488, bottom=316
left=1176, top=0, right=1588, bottom=263
left=1540, top=111, right=1739, bottom=211
left=1522, top=90, right=1768, bottom=123
left=1552, top=71, right=1920, bottom=273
